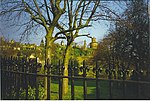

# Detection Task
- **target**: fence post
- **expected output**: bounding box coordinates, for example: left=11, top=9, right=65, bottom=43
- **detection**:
left=6, top=57, right=9, bottom=99
left=122, top=69, right=126, bottom=99
left=0, top=56, right=1, bottom=99
left=8, top=57, right=11, bottom=98
left=12, top=57, right=15, bottom=87
left=25, top=57, right=28, bottom=100
left=47, top=59, right=51, bottom=100
left=71, top=60, right=74, bottom=100
left=2, top=56, right=6, bottom=99
left=16, top=57, right=20, bottom=99
left=21, top=57, right=24, bottom=89
left=35, top=58, right=39, bottom=100
left=96, top=61, right=100, bottom=99
left=58, top=60, right=62, bottom=100
left=135, top=63, right=140, bottom=99
left=83, top=60, right=87, bottom=100
left=138, top=81, right=140, bottom=99
left=9, top=57, right=12, bottom=99
left=7, top=57, right=10, bottom=98
left=13, top=57, right=17, bottom=99
left=44, top=61, right=47, bottom=99
left=108, top=66, right=112, bottom=99
left=4, top=56, right=6, bottom=99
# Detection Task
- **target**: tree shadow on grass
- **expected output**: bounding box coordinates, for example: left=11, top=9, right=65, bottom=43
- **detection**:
left=87, top=80, right=150, bottom=100
left=86, top=80, right=110, bottom=100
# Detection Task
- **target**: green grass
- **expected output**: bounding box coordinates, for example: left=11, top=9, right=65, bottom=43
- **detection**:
left=50, top=80, right=88, bottom=100
left=49, top=79, right=150, bottom=100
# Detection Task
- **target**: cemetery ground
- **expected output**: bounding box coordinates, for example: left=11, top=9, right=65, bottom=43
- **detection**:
left=1, top=57, right=150, bottom=100
left=11, top=79, right=150, bottom=100
left=50, top=80, right=150, bottom=100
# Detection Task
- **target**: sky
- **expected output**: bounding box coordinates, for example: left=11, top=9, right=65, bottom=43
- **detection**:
left=0, top=1, right=128, bottom=46
left=0, top=17, right=110, bottom=46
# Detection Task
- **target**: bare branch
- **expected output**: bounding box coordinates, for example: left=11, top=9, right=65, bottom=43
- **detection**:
left=55, top=25, right=92, bottom=37
left=44, top=0, right=51, bottom=23
left=79, top=0, right=89, bottom=26
left=33, top=0, right=42, bottom=17
left=76, top=33, right=92, bottom=38
left=67, top=0, right=73, bottom=28
left=85, top=0, right=100, bottom=25
left=73, top=0, right=83, bottom=28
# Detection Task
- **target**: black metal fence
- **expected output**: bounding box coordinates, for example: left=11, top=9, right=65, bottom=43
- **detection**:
left=1, top=56, right=150, bottom=100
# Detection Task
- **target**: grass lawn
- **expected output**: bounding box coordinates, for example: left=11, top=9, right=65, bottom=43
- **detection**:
left=50, top=79, right=95, bottom=100
left=1, top=77, right=150, bottom=100
left=49, top=79, right=150, bottom=100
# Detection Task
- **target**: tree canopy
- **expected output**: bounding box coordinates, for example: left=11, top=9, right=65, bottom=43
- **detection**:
left=93, top=0, right=149, bottom=80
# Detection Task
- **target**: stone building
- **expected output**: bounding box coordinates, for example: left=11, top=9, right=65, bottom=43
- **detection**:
left=60, top=40, right=65, bottom=46
left=90, top=37, right=98, bottom=49
left=40, top=39, right=44, bottom=47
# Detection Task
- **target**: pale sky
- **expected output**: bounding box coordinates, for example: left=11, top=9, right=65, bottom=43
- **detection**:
left=0, top=15, right=111, bottom=46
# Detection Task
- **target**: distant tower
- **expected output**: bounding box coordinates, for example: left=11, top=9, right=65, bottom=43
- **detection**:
left=74, top=42, right=77, bottom=48
left=83, top=40, right=87, bottom=50
left=1, top=36, right=5, bottom=41
left=61, top=40, right=64, bottom=46
left=10, top=39, right=14, bottom=44
left=90, top=37, right=98, bottom=49
left=40, top=39, right=44, bottom=47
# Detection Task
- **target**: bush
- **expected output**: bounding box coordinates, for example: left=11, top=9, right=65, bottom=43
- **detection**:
left=19, top=84, right=45, bottom=99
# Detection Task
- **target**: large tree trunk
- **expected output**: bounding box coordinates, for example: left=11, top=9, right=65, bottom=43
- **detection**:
left=44, top=27, right=54, bottom=99
left=62, top=45, right=72, bottom=95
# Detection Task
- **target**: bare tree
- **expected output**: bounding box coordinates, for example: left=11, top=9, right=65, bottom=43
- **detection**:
left=1, top=0, right=100, bottom=97
left=1, top=0, right=68, bottom=98
left=54, top=0, right=100, bottom=95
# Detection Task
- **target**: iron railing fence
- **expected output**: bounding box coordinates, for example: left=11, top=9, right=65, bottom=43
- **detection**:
left=1, top=56, right=150, bottom=100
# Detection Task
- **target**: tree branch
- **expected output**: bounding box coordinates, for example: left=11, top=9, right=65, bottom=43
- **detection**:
left=55, top=25, right=92, bottom=37
left=44, top=0, right=51, bottom=23
left=76, top=33, right=92, bottom=38
left=73, top=0, right=83, bottom=28
left=67, top=0, right=73, bottom=29
left=85, top=0, right=100, bottom=25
